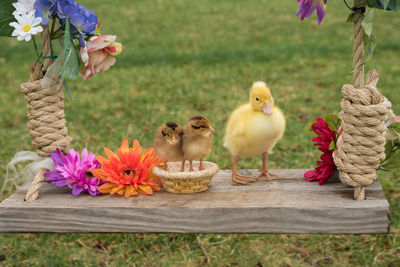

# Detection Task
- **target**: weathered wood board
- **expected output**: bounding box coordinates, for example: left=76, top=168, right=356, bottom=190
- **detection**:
left=0, top=169, right=390, bottom=233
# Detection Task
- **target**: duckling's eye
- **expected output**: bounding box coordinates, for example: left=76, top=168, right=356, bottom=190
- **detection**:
left=255, top=97, right=259, bottom=101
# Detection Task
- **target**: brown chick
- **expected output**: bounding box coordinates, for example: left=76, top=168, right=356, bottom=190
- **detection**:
left=182, top=116, right=214, bottom=172
left=154, top=122, right=183, bottom=170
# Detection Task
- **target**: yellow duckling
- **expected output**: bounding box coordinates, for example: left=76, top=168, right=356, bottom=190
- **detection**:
left=224, top=81, right=285, bottom=184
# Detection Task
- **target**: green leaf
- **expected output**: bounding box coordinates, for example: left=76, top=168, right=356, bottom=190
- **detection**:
left=381, top=148, right=400, bottom=170
left=325, top=114, right=341, bottom=132
left=354, top=0, right=368, bottom=7
left=388, top=122, right=400, bottom=133
left=388, top=0, right=400, bottom=10
left=384, top=141, right=393, bottom=161
left=59, top=19, right=80, bottom=80
left=380, top=0, right=391, bottom=9
left=363, top=33, right=377, bottom=63
left=329, top=140, right=336, bottom=150
left=367, top=0, right=384, bottom=8
left=304, top=120, right=318, bottom=137
left=347, top=12, right=362, bottom=23
left=362, top=8, right=375, bottom=37
left=0, top=0, right=15, bottom=37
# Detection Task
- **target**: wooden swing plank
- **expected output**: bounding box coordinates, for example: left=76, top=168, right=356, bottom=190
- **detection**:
left=0, top=169, right=389, bottom=234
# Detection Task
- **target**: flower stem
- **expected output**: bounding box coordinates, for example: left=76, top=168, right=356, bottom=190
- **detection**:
left=32, top=36, right=41, bottom=61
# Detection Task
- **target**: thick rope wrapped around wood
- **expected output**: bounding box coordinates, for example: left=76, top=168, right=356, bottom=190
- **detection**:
left=334, top=70, right=391, bottom=188
left=22, top=26, right=72, bottom=201
left=20, top=26, right=72, bottom=157
left=21, top=79, right=72, bottom=157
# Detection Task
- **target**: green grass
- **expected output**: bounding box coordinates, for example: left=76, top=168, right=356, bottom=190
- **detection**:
left=1, top=0, right=400, bottom=266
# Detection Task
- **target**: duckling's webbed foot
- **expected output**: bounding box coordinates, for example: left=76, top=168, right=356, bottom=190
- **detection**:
left=231, top=155, right=255, bottom=185
left=256, top=171, right=280, bottom=181
left=256, top=152, right=280, bottom=181
left=232, top=173, right=255, bottom=184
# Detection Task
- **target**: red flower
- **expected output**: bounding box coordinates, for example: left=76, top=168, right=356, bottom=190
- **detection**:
left=305, top=117, right=337, bottom=185
left=304, top=153, right=336, bottom=185
left=311, top=118, right=336, bottom=153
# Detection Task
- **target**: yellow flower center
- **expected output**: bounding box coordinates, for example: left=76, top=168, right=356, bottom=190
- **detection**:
left=22, top=24, right=31, bottom=32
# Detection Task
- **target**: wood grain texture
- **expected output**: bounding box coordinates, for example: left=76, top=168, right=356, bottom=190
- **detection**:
left=0, top=169, right=390, bottom=233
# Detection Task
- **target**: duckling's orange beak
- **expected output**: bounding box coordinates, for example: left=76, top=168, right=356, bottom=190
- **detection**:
left=262, top=101, right=273, bottom=115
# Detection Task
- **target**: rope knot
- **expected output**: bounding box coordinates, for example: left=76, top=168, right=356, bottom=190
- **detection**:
left=334, top=70, right=392, bottom=189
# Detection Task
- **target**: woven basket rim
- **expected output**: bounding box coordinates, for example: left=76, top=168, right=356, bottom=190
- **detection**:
left=153, top=161, right=219, bottom=180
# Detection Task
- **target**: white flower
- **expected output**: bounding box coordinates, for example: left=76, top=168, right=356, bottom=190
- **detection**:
left=12, top=0, right=35, bottom=16
left=9, top=12, right=43, bottom=42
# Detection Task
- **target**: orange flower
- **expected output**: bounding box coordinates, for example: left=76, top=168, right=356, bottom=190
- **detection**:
left=91, top=139, right=164, bottom=197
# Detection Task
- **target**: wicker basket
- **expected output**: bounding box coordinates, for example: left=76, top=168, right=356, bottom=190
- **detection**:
left=153, top=161, right=219, bottom=194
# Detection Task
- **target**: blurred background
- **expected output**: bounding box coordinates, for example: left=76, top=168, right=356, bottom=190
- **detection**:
left=0, top=0, right=399, bottom=265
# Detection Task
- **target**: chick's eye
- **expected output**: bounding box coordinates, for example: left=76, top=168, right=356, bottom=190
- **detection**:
left=255, top=98, right=259, bottom=101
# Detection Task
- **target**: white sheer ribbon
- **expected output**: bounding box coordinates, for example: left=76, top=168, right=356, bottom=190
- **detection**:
left=0, top=151, right=55, bottom=197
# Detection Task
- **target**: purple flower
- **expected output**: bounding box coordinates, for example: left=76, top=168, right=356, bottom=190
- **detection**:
left=44, top=148, right=104, bottom=196
left=297, top=0, right=327, bottom=25
left=34, top=0, right=54, bottom=25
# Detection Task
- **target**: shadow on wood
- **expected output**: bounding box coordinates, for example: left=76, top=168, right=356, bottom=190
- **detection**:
left=0, top=169, right=390, bottom=234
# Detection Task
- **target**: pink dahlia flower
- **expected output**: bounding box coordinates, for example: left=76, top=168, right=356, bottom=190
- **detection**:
left=44, top=148, right=104, bottom=196
left=297, top=0, right=327, bottom=25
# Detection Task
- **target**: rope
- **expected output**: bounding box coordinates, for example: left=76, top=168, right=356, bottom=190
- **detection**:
left=334, top=70, right=392, bottom=199
left=333, top=1, right=393, bottom=200
left=22, top=27, right=72, bottom=201
left=25, top=168, right=46, bottom=202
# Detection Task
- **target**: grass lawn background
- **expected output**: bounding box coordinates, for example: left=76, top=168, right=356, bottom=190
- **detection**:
left=0, top=0, right=399, bottom=266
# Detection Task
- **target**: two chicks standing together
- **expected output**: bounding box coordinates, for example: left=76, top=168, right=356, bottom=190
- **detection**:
left=154, top=116, right=214, bottom=172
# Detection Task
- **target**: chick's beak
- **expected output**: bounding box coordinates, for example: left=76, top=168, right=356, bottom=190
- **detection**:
left=262, top=101, right=273, bottom=115
left=209, top=127, right=215, bottom=132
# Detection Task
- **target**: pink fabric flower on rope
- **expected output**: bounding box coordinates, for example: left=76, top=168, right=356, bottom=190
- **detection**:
left=80, top=35, right=124, bottom=80
left=297, top=0, right=327, bottom=25
left=304, top=117, right=337, bottom=185
left=44, top=148, right=104, bottom=196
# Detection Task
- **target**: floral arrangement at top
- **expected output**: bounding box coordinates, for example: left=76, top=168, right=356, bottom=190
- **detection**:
left=0, top=0, right=124, bottom=89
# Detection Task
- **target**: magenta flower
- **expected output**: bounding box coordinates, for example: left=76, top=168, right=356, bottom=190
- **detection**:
left=44, top=148, right=104, bottom=196
left=305, top=117, right=337, bottom=185
left=297, top=0, right=327, bottom=25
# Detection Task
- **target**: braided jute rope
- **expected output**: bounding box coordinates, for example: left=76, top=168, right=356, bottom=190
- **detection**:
left=333, top=0, right=393, bottom=200
left=22, top=26, right=72, bottom=201
left=334, top=70, right=392, bottom=199
left=25, top=169, right=46, bottom=202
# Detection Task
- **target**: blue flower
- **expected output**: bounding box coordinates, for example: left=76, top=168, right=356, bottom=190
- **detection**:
left=54, top=0, right=97, bottom=35
left=34, top=0, right=54, bottom=25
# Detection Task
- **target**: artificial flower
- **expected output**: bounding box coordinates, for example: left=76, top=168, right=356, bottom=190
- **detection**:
left=304, top=117, right=337, bottom=185
left=54, top=0, right=97, bottom=35
left=34, top=0, right=53, bottom=25
left=297, top=0, right=327, bottom=25
left=80, top=35, right=124, bottom=80
left=44, top=148, right=104, bottom=196
left=304, top=153, right=336, bottom=185
left=90, top=139, right=164, bottom=197
left=12, top=0, right=35, bottom=16
left=310, top=117, right=336, bottom=153
left=9, top=11, right=43, bottom=41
